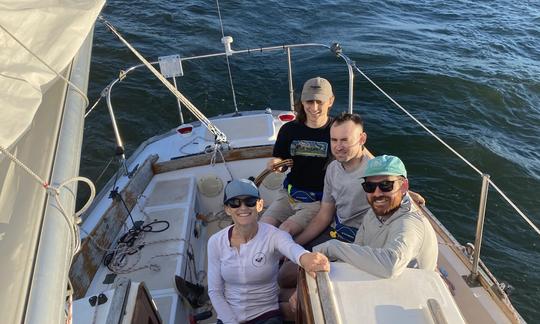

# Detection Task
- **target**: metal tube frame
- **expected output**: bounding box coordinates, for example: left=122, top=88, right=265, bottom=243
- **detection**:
left=469, top=173, right=491, bottom=282
left=346, top=62, right=354, bottom=113
left=172, top=76, right=185, bottom=124
left=98, top=42, right=359, bottom=175
left=104, top=79, right=128, bottom=175
left=102, top=42, right=357, bottom=120
left=286, top=47, right=295, bottom=111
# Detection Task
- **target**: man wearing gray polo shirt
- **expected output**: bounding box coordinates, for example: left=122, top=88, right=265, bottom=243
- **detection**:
left=294, top=112, right=372, bottom=248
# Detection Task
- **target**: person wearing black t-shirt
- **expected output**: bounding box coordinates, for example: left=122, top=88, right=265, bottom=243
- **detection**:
left=260, top=77, right=334, bottom=237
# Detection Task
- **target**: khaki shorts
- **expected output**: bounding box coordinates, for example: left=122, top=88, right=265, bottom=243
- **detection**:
left=262, top=188, right=321, bottom=229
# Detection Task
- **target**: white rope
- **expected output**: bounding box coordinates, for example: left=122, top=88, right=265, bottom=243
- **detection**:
left=209, top=143, right=234, bottom=181
left=215, top=0, right=239, bottom=114
left=354, top=66, right=540, bottom=236
left=0, top=145, right=96, bottom=254
left=98, top=16, right=228, bottom=144
left=0, top=23, right=89, bottom=109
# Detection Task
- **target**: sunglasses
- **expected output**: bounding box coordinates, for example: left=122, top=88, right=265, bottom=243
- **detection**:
left=225, top=197, right=259, bottom=208
left=361, top=180, right=399, bottom=193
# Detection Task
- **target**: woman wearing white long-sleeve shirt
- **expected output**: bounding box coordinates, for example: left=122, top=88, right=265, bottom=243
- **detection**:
left=208, top=179, right=329, bottom=324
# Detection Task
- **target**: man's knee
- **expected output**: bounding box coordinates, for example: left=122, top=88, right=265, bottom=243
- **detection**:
left=278, top=261, right=299, bottom=288
left=260, top=216, right=281, bottom=227
left=279, top=219, right=303, bottom=236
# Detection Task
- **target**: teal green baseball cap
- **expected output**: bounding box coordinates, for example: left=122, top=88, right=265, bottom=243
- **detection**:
left=363, top=155, right=407, bottom=178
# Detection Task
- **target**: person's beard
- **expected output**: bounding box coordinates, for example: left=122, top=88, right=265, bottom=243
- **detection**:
left=368, top=193, right=402, bottom=217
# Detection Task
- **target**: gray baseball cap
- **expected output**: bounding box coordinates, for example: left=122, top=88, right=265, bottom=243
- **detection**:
left=301, top=77, right=333, bottom=102
left=223, top=179, right=260, bottom=203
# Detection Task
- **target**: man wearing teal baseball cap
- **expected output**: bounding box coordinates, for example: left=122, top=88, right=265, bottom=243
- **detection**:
left=314, top=155, right=438, bottom=278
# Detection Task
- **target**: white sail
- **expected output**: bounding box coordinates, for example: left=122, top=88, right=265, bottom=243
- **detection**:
left=0, top=2, right=104, bottom=323
left=0, top=0, right=105, bottom=150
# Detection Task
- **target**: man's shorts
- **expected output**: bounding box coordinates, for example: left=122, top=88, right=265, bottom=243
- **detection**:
left=261, top=188, right=320, bottom=230
left=303, top=223, right=358, bottom=251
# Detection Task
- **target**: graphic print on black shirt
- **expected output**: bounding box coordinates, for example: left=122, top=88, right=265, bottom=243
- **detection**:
left=290, top=140, right=328, bottom=158
left=273, top=120, right=332, bottom=191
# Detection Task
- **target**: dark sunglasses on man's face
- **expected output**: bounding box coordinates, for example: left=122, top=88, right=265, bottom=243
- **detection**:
left=361, top=180, right=399, bottom=193
left=225, top=197, right=259, bottom=208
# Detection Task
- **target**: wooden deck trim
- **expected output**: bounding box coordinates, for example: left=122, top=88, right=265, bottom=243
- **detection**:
left=152, top=145, right=274, bottom=174
left=69, top=155, right=158, bottom=298
left=297, top=269, right=315, bottom=324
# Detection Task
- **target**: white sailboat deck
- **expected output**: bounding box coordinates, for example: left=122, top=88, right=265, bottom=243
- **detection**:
left=307, top=262, right=465, bottom=323
left=71, top=113, right=521, bottom=323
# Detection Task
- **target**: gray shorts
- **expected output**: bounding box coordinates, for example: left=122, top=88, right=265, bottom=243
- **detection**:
left=262, top=188, right=320, bottom=229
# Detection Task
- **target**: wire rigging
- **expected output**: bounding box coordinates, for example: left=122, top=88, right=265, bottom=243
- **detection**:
left=346, top=60, right=539, bottom=236
left=215, top=0, right=239, bottom=114
left=98, top=16, right=228, bottom=144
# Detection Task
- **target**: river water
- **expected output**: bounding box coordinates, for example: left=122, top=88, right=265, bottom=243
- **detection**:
left=82, top=1, right=540, bottom=321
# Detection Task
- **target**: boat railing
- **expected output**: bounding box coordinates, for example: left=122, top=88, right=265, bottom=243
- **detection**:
left=93, top=41, right=351, bottom=129
left=88, top=39, right=351, bottom=178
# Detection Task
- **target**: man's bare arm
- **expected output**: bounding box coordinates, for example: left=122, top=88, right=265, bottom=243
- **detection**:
left=295, top=201, right=336, bottom=245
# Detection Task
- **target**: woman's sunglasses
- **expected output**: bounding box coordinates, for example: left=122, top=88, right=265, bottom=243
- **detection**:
left=225, top=197, right=259, bottom=208
left=361, top=180, right=399, bottom=193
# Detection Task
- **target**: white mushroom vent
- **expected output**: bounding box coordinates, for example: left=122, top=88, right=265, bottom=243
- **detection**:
left=262, top=172, right=286, bottom=191
left=197, top=175, right=224, bottom=197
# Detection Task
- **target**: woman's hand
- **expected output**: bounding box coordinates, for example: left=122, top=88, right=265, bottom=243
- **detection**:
left=299, top=252, right=330, bottom=278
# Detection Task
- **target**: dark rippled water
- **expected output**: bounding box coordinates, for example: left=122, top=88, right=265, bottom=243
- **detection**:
left=82, top=1, right=540, bottom=321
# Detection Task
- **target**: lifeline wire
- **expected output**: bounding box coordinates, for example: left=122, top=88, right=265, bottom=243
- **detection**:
left=98, top=16, right=228, bottom=144
left=351, top=62, right=539, bottom=236
left=215, top=0, right=239, bottom=114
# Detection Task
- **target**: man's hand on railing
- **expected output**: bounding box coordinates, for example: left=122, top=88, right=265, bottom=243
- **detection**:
left=267, top=157, right=282, bottom=170
left=410, top=190, right=426, bottom=206
left=266, top=158, right=293, bottom=172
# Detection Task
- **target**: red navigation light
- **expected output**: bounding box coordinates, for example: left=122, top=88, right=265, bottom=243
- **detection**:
left=177, top=124, right=193, bottom=135
left=278, top=113, right=295, bottom=122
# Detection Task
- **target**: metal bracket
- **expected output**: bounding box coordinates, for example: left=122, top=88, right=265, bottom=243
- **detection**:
left=463, top=274, right=481, bottom=288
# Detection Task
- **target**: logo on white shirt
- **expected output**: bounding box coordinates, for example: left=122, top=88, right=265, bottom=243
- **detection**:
left=252, top=252, right=267, bottom=267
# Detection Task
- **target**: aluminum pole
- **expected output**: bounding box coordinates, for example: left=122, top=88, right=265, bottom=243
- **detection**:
left=470, top=173, right=491, bottom=280
left=287, top=47, right=294, bottom=111
left=172, top=76, right=185, bottom=124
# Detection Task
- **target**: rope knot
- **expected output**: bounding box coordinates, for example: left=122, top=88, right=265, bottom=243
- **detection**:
left=45, top=184, right=60, bottom=196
